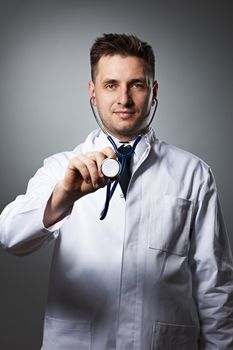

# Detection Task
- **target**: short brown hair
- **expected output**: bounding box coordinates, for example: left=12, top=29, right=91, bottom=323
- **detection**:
left=90, top=33, right=155, bottom=81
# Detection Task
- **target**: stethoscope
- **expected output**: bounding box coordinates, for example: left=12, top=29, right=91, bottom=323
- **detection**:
left=90, top=96, right=158, bottom=220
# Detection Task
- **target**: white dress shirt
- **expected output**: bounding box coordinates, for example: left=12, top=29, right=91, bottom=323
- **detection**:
left=0, top=128, right=233, bottom=350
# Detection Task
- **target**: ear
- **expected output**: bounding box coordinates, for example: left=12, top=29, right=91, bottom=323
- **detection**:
left=152, top=80, right=158, bottom=100
left=88, top=81, right=96, bottom=106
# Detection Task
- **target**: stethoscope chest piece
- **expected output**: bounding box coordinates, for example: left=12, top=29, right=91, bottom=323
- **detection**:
left=101, top=158, right=121, bottom=178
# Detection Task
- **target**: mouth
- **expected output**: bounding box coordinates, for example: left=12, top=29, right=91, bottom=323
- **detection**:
left=113, top=110, right=135, bottom=118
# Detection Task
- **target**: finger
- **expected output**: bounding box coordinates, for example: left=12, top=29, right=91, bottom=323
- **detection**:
left=101, top=147, right=116, bottom=159
left=85, top=148, right=117, bottom=178
left=68, top=157, right=92, bottom=185
left=96, top=153, right=108, bottom=177
left=78, top=154, right=101, bottom=189
left=86, top=151, right=107, bottom=177
left=97, top=147, right=117, bottom=177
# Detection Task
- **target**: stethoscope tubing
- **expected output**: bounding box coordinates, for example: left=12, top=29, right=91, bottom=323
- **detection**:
left=89, top=97, right=158, bottom=219
left=89, top=97, right=158, bottom=139
left=99, top=135, right=142, bottom=220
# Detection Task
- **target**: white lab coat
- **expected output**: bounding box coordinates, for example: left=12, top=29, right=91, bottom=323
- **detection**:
left=0, top=128, right=233, bottom=350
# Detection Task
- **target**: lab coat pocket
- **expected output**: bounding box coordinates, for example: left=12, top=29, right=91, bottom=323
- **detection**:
left=151, top=322, right=198, bottom=350
left=41, top=316, right=91, bottom=350
left=149, top=196, right=193, bottom=256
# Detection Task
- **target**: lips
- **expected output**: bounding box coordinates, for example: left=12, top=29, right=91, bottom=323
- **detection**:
left=114, top=109, right=135, bottom=113
left=113, top=110, right=135, bottom=118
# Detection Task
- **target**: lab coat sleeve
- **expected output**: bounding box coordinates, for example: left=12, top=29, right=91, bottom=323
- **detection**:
left=0, top=153, right=70, bottom=256
left=189, top=168, right=233, bottom=349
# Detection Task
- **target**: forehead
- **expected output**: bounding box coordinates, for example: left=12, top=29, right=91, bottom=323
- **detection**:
left=94, top=54, right=149, bottom=81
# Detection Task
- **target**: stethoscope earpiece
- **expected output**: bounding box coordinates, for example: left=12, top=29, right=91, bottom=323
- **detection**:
left=90, top=96, right=95, bottom=105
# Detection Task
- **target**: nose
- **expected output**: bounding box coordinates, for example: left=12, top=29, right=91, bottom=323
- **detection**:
left=117, top=87, right=133, bottom=106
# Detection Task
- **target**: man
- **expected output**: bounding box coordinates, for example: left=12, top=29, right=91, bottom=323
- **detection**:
left=0, top=33, right=233, bottom=349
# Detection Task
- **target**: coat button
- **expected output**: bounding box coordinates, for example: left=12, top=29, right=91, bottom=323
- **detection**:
left=120, top=193, right=124, bottom=198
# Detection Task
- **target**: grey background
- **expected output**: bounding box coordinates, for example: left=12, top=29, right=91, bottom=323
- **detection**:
left=0, top=0, right=232, bottom=348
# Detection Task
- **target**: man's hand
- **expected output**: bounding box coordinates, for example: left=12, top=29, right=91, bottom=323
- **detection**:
left=43, top=147, right=116, bottom=227
left=63, top=147, right=116, bottom=195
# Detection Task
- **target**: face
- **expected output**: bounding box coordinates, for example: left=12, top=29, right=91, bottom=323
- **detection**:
left=89, top=54, right=158, bottom=141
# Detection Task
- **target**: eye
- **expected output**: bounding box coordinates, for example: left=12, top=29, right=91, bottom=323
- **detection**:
left=105, top=83, right=117, bottom=90
left=131, top=82, right=146, bottom=89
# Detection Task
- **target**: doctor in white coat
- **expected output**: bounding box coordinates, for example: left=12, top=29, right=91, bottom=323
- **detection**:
left=0, top=33, right=233, bottom=350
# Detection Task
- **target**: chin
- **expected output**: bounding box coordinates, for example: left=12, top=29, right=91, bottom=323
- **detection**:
left=112, top=128, right=140, bottom=141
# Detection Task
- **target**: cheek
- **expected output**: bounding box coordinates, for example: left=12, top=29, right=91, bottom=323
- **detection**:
left=96, top=93, right=113, bottom=108
left=137, top=95, right=151, bottom=111
left=95, top=96, right=113, bottom=120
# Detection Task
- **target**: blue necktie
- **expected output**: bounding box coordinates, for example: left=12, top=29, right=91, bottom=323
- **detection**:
left=118, top=144, right=132, bottom=197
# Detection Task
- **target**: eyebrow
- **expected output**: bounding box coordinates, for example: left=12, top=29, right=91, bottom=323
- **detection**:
left=129, top=78, right=148, bottom=85
left=102, top=78, right=148, bottom=85
left=102, top=79, right=118, bottom=85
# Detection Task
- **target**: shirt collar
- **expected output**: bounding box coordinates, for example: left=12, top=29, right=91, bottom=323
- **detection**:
left=96, top=127, right=157, bottom=160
